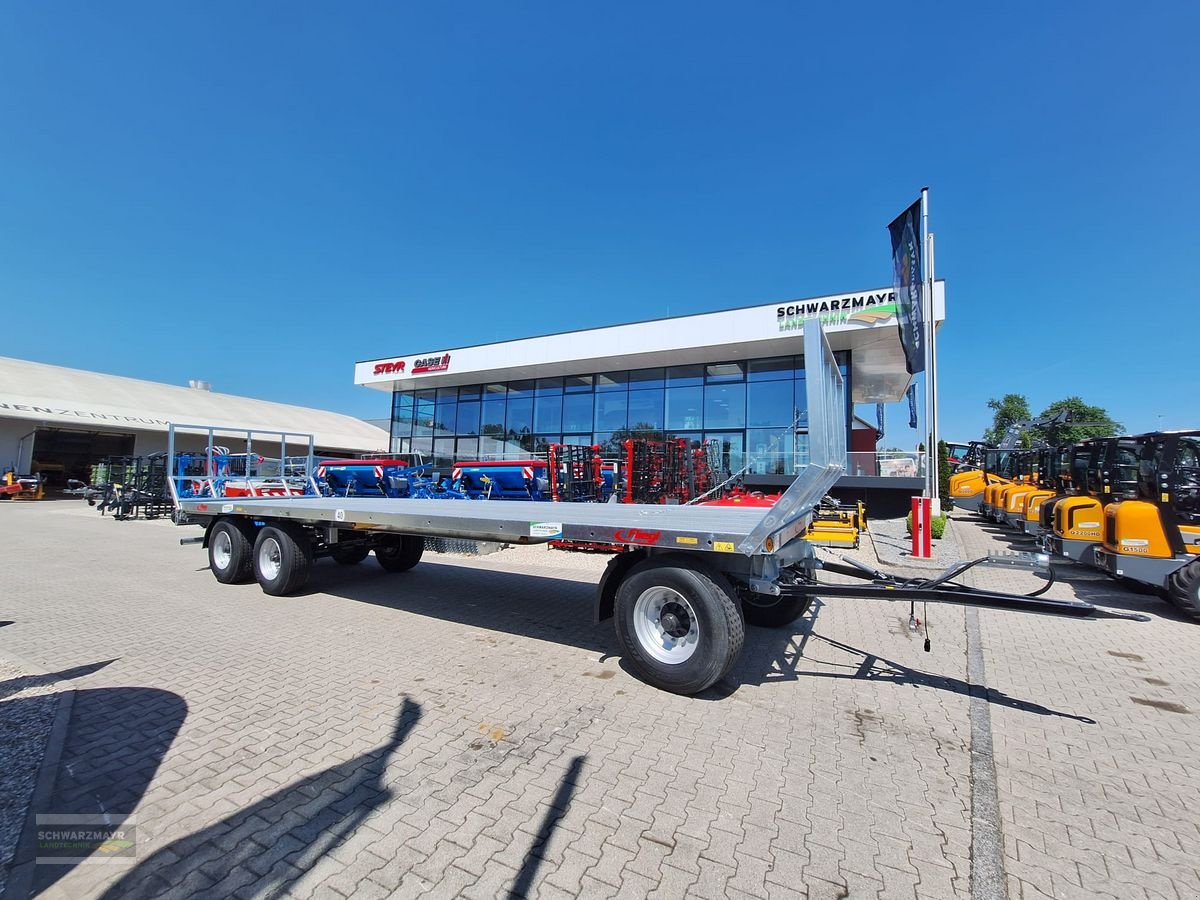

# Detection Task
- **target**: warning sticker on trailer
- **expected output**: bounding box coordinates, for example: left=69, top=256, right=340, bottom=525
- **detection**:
left=713, top=541, right=735, bottom=553
left=530, top=522, right=563, bottom=538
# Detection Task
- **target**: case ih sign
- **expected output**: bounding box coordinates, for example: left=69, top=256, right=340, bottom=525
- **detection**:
left=412, top=353, right=451, bottom=374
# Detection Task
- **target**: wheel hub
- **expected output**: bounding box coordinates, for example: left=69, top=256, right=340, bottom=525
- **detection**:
left=632, top=587, right=700, bottom=665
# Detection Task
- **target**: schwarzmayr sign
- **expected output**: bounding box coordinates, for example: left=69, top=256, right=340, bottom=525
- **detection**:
left=775, top=291, right=897, bottom=332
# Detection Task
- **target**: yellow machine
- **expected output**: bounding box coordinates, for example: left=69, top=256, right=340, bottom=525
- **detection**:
left=1017, top=446, right=1071, bottom=536
left=993, top=450, right=1040, bottom=526
left=1093, top=431, right=1200, bottom=616
left=1047, top=437, right=1142, bottom=565
left=804, top=499, right=867, bottom=548
left=1, top=470, right=45, bottom=501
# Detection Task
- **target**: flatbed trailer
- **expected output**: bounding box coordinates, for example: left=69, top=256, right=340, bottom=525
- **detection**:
left=174, top=324, right=1145, bottom=695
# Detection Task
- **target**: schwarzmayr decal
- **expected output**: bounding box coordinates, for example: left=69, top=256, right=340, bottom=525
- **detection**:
left=776, top=291, right=897, bottom=331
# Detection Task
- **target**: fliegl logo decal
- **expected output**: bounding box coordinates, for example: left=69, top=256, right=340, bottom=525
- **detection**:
left=412, top=353, right=451, bottom=374
left=776, top=291, right=897, bottom=331
left=614, top=528, right=662, bottom=545
left=372, top=360, right=406, bottom=376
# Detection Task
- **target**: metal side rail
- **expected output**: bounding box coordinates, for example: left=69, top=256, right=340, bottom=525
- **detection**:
left=805, top=554, right=1149, bottom=621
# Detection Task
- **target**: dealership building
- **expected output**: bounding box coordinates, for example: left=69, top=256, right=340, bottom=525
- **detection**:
left=0, top=357, right=389, bottom=486
left=354, top=282, right=945, bottom=501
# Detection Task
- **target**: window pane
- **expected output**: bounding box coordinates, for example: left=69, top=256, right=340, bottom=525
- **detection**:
left=484, top=383, right=508, bottom=398
left=747, top=429, right=793, bottom=475
left=561, top=434, right=592, bottom=447
left=747, top=380, right=794, bottom=427
left=533, top=434, right=561, bottom=454
left=433, top=439, right=455, bottom=470
left=562, top=393, right=594, bottom=433
left=704, top=432, right=744, bottom=474
left=627, top=389, right=664, bottom=430
left=534, top=394, right=562, bottom=432
left=794, top=377, right=809, bottom=428
left=667, top=365, right=704, bottom=386
left=508, top=380, right=535, bottom=399
left=413, top=397, right=436, bottom=436
left=704, top=383, right=745, bottom=429
left=748, top=356, right=794, bottom=381
left=705, top=362, right=744, bottom=383
left=456, top=437, right=479, bottom=460
left=456, top=401, right=480, bottom=435
left=481, top=398, right=506, bottom=436
left=535, top=377, right=563, bottom=395
left=457, top=384, right=482, bottom=400
left=564, top=374, right=593, bottom=393
left=594, top=392, right=628, bottom=430
left=665, top=385, right=703, bottom=430
left=436, top=387, right=458, bottom=402
left=506, top=397, right=534, bottom=436
left=595, top=371, right=628, bottom=392
left=592, top=432, right=620, bottom=457
left=434, top=400, right=457, bottom=436
left=628, top=368, right=665, bottom=389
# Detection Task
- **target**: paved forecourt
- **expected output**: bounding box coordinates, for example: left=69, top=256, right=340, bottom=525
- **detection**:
left=0, top=501, right=1195, bottom=899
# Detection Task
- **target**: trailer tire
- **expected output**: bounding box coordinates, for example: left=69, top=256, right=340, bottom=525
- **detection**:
left=742, top=591, right=812, bottom=628
left=1168, top=559, right=1200, bottom=620
left=253, top=525, right=312, bottom=595
left=375, top=535, right=424, bottom=572
left=208, top=520, right=254, bottom=584
left=330, top=544, right=371, bottom=565
left=614, top=556, right=744, bottom=695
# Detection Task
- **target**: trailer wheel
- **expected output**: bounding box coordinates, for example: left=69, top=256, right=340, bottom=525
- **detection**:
left=330, top=544, right=371, bottom=565
left=375, top=535, right=424, bottom=572
left=209, top=520, right=254, bottom=584
left=1168, top=559, right=1200, bottom=620
left=614, top=556, right=744, bottom=695
left=253, top=525, right=312, bottom=595
left=741, top=591, right=812, bottom=628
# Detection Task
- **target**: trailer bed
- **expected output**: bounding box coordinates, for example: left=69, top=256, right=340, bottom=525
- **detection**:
left=180, top=495, right=781, bottom=554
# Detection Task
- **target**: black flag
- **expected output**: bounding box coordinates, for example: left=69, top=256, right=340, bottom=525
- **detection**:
left=888, top=198, right=925, bottom=374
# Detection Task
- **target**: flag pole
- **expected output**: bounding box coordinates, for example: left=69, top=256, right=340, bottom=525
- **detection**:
left=920, top=187, right=938, bottom=510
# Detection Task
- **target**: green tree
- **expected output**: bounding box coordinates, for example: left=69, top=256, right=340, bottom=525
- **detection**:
left=984, top=394, right=1032, bottom=446
left=1036, top=397, right=1122, bottom=445
left=937, top=439, right=953, bottom=501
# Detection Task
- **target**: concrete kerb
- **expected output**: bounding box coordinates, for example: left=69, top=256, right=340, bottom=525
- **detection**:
left=1, top=650, right=75, bottom=900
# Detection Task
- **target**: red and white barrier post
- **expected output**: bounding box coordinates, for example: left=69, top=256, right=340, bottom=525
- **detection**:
left=912, top=496, right=932, bottom=558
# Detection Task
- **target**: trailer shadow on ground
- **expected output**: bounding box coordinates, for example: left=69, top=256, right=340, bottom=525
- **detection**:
left=708, top=599, right=1102, bottom=720
left=307, top=560, right=619, bottom=656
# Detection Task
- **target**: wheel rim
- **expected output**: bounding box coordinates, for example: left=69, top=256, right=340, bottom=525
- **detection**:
left=632, top=586, right=700, bottom=665
left=258, top=537, right=283, bottom=581
left=212, top=530, right=233, bottom=571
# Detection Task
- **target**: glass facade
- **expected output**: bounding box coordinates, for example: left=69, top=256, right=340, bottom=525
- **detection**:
left=391, top=353, right=851, bottom=474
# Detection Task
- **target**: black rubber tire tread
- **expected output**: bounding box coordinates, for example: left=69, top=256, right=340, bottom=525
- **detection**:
left=330, top=544, right=371, bottom=565
left=253, top=524, right=312, bottom=596
left=209, top=519, right=254, bottom=584
left=1168, top=558, right=1200, bottom=620
left=614, top=555, right=745, bottom=695
left=742, top=592, right=813, bottom=628
left=375, top=535, right=425, bottom=572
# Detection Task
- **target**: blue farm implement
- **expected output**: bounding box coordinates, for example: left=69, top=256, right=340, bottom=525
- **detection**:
left=452, top=460, right=550, bottom=500
left=316, top=458, right=463, bottom=499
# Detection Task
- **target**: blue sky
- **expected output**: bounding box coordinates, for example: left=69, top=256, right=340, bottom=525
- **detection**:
left=2, top=2, right=1196, bottom=443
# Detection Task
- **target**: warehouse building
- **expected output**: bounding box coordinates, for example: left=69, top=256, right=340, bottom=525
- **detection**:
left=353, top=282, right=945, bottom=502
left=0, top=357, right=388, bottom=487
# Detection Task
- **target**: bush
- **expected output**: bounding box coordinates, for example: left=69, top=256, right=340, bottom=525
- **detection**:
left=906, top=511, right=949, bottom=540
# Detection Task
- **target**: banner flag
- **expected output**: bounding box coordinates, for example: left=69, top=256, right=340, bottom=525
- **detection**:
left=907, top=384, right=918, bottom=429
left=888, top=198, right=925, bottom=374
left=875, top=403, right=885, bottom=440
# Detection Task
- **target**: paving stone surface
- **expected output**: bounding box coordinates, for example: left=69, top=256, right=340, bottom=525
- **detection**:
left=0, top=501, right=1196, bottom=899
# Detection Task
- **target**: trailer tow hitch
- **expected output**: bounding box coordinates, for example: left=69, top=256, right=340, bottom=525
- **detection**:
left=801, top=551, right=1152, bottom=624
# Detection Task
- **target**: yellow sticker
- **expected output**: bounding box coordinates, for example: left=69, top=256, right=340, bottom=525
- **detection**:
left=675, top=536, right=699, bottom=545
left=713, top=541, right=735, bottom=553
left=1162, top=493, right=1170, bottom=503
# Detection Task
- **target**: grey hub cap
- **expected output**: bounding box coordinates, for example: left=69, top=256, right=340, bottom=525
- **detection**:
left=633, top=586, right=700, bottom=664
left=258, top=537, right=283, bottom=581
left=212, top=530, right=233, bottom=570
